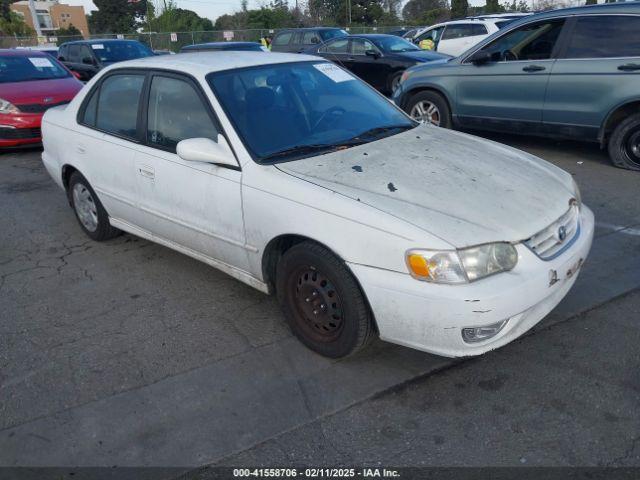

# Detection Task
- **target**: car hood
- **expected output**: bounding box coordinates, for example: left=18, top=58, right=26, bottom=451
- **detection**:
left=0, top=77, right=82, bottom=105
left=276, top=125, right=574, bottom=247
left=398, top=50, right=451, bottom=63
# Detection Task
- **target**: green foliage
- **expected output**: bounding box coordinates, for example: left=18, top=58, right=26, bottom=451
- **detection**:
left=419, top=7, right=450, bottom=25
left=402, top=0, right=449, bottom=24
left=148, top=6, right=213, bottom=32
left=450, top=0, right=468, bottom=19
left=87, top=0, right=147, bottom=34
left=484, top=0, right=505, bottom=14
left=0, top=9, right=32, bottom=36
left=55, top=23, right=83, bottom=44
left=585, top=0, right=597, bottom=4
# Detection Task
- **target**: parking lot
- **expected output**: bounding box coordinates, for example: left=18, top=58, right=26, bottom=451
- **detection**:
left=1, top=132, right=639, bottom=470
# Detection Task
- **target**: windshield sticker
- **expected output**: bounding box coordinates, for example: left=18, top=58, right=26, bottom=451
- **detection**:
left=28, top=57, right=54, bottom=68
left=313, top=63, right=354, bottom=83
left=92, top=44, right=105, bottom=50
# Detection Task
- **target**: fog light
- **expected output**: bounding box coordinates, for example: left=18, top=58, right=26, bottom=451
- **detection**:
left=462, top=319, right=508, bottom=343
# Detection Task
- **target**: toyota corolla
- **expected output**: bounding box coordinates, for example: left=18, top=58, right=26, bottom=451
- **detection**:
left=41, top=53, right=594, bottom=358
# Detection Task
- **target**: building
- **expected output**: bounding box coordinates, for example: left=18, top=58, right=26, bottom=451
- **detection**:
left=11, top=0, right=90, bottom=38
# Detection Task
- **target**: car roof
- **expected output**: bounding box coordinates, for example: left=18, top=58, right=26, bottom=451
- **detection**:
left=106, top=51, right=319, bottom=76
left=0, top=48, right=48, bottom=57
left=520, top=1, right=640, bottom=20
left=182, top=41, right=260, bottom=49
left=349, top=34, right=407, bottom=40
left=277, top=27, right=344, bottom=32
left=60, top=39, right=143, bottom=46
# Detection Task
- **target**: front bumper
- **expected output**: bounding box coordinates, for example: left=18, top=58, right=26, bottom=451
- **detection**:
left=0, top=113, right=43, bottom=147
left=349, top=205, right=595, bottom=358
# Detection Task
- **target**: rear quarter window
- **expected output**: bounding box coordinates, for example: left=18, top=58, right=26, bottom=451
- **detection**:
left=273, top=32, right=293, bottom=46
left=564, top=15, right=640, bottom=58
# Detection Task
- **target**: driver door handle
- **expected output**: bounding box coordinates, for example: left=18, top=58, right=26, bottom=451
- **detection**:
left=522, top=65, right=546, bottom=72
left=618, top=63, right=640, bottom=72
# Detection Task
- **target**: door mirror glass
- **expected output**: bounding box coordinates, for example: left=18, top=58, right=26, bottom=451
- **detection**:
left=177, top=136, right=237, bottom=168
left=468, top=50, right=492, bottom=65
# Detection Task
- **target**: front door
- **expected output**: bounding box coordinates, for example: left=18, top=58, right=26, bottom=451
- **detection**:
left=455, top=18, right=566, bottom=133
left=347, top=38, right=387, bottom=91
left=543, top=14, right=640, bottom=140
left=133, top=73, right=247, bottom=269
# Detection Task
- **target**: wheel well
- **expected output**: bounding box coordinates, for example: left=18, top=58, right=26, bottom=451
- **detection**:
left=61, top=164, right=78, bottom=191
left=602, top=101, right=640, bottom=145
left=402, top=86, right=452, bottom=114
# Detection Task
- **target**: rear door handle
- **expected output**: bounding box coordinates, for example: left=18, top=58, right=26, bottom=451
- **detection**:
left=138, top=165, right=155, bottom=180
left=522, top=65, right=546, bottom=72
left=618, top=63, right=640, bottom=72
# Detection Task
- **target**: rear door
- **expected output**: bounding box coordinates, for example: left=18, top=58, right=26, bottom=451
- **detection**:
left=438, top=23, right=489, bottom=56
left=543, top=14, right=640, bottom=140
left=455, top=18, right=566, bottom=132
left=317, top=37, right=351, bottom=69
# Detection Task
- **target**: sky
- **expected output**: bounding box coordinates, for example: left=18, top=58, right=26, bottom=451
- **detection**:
left=62, top=0, right=489, bottom=23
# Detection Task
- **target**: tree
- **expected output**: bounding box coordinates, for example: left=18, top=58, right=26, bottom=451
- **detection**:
left=585, top=0, right=597, bottom=4
left=87, top=0, right=147, bottom=34
left=0, top=10, right=32, bottom=36
left=55, top=23, right=83, bottom=44
left=450, top=0, right=468, bottom=19
left=484, top=0, right=504, bottom=14
left=402, top=0, right=449, bottom=23
left=148, top=7, right=213, bottom=32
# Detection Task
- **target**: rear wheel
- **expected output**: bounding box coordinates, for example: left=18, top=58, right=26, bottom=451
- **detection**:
left=608, top=113, right=640, bottom=171
left=275, top=242, right=375, bottom=358
left=406, top=90, right=451, bottom=128
left=68, top=172, right=121, bottom=241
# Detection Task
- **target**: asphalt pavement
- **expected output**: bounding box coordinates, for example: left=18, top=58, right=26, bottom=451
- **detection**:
left=1, top=132, right=639, bottom=469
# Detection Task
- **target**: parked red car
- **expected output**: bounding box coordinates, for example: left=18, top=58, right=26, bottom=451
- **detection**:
left=0, top=49, right=83, bottom=147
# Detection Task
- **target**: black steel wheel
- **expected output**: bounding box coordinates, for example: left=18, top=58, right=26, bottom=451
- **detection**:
left=276, top=241, right=375, bottom=358
left=609, top=113, right=640, bottom=171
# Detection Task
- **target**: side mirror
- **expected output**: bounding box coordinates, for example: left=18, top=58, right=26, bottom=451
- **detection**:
left=468, top=50, right=491, bottom=65
left=82, top=56, right=95, bottom=65
left=365, top=49, right=380, bottom=59
left=177, top=136, right=238, bottom=168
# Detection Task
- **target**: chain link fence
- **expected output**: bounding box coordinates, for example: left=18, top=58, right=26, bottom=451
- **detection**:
left=0, top=26, right=415, bottom=51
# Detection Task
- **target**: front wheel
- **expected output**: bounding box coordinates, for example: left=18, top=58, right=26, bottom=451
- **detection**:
left=405, top=90, right=452, bottom=128
left=608, top=113, right=640, bottom=171
left=275, top=242, right=375, bottom=358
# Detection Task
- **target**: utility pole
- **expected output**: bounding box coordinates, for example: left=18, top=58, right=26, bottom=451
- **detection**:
left=346, top=0, right=352, bottom=25
left=28, top=0, right=43, bottom=37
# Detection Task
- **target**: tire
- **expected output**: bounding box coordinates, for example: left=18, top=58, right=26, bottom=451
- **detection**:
left=388, top=72, right=403, bottom=96
left=405, top=90, right=452, bottom=129
left=608, top=113, right=640, bottom=171
left=275, top=241, right=375, bottom=358
left=68, top=172, right=121, bottom=241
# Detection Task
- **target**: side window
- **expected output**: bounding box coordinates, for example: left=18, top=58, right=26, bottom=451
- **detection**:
left=79, top=45, right=93, bottom=63
left=564, top=16, right=640, bottom=59
left=147, top=76, right=218, bottom=151
left=442, top=24, right=475, bottom=40
left=302, top=31, right=321, bottom=45
left=273, top=32, right=292, bottom=46
left=417, top=26, right=444, bottom=43
left=82, top=88, right=99, bottom=126
left=68, top=44, right=81, bottom=62
left=351, top=39, right=375, bottom=55
left=471, top=24, right=488, bottom=36
left=95, top=74, right=145, bottom=138
left=320, top=38, right=349, bottom=54
left=478, top=19, right=565, bottom=62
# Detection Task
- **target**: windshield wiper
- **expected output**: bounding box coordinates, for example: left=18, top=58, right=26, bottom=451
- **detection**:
left=343, top=124, right=415, bottom=144
left=260, top=144, right=339, bottom=163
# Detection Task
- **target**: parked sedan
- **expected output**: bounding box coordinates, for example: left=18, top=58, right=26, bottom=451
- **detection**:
left=42, top=52, right=593, bottom=358
left=395, top=3, right=640, bottom=170
left=180, top=42, right=264, bottom=53
left=0, top=49, right=82, bottom=147
left=306, top=34, right=450, bottom=95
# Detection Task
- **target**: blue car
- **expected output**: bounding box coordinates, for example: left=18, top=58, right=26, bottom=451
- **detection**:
left=394, top=3, right=640, bottom=170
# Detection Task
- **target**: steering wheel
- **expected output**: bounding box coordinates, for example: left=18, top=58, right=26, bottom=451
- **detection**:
left=312, top=106, right=346, bottom=130
left=502, top=49, right=518, bottom=61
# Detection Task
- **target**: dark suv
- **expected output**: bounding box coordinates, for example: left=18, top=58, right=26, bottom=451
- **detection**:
left=58, top=39, right=153, bottom=81
left=271, top=27, right=348, bottom=53
left=394, top=3, right=640, bottom=170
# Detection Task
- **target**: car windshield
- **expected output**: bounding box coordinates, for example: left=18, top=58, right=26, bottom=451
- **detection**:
left=91, top=41, right=153, bottom=63
left=208, top=62, right=415, bottom=163
left=375, top=36, right=420, bottom=52
left=0, top=55, right=70, bottom=83
left=321, top=29, right=349, bottom=41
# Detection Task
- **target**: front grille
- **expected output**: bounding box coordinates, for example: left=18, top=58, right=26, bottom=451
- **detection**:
left=524, top=204, right=580, bottom=260
left=0, top=127, right=41, bottom=140
left=16, top=101, right=69, bottom=114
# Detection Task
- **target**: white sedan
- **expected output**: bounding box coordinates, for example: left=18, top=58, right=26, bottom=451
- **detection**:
left=41, top=52, right=594, bottom=358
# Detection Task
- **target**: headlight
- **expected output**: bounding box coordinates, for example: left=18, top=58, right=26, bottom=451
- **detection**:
left=0, top=97, right=18, bottom=114
left=406, top=242, right=518, bottom=284
left=571, top=178, right=581, bottom=206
